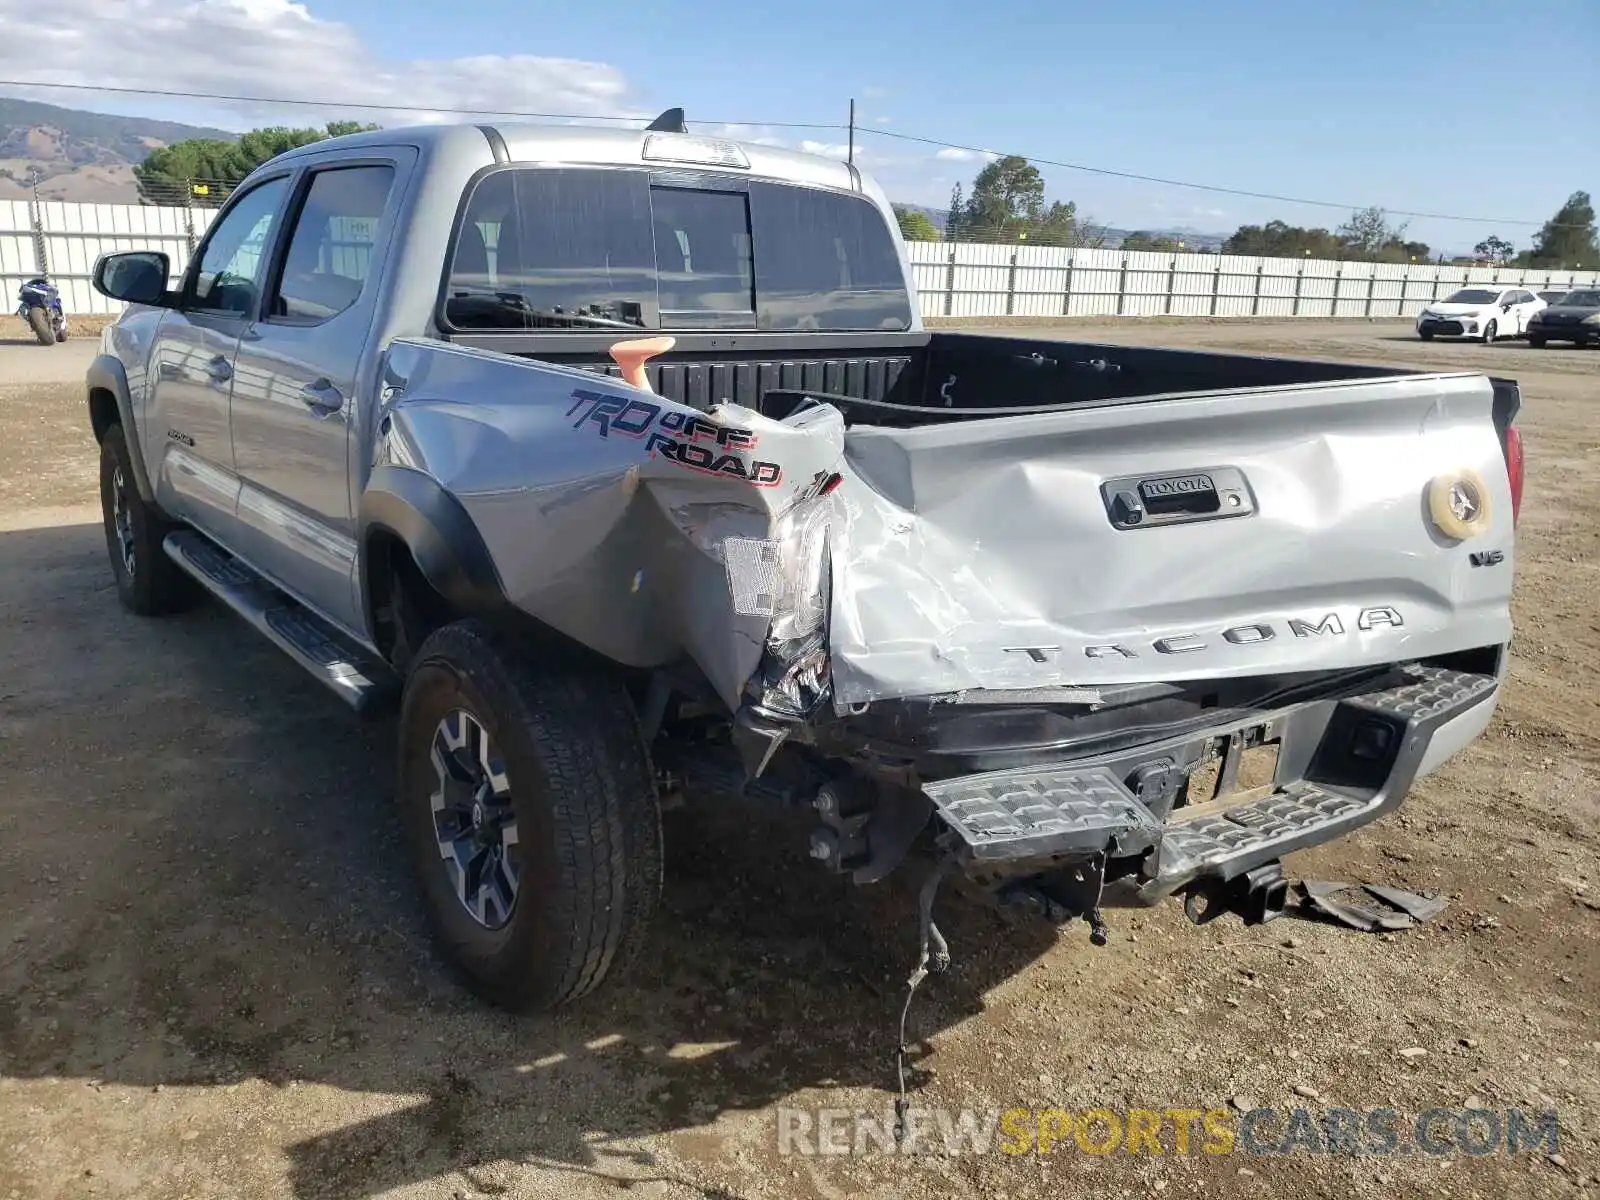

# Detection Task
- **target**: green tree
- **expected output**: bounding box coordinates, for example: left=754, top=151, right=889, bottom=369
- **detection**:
left=1121, top=231, right=1181, bottom=252
left=893, top=205, right=940, bottom=242
left=132, top=138, right=241, bottom=204
left=135, top=121, right=381, bottom=206
left=946, top=182, right=964, bottom=241
left=1526, top=191, right=1599, bottom=268
left=1473, top=235, right=1515, bottom=265
left=1335, top=206, right=1397, bottom=257
left=324, top=120, right=379, bottom=138
left=961, top=154, right=1045, bottom=241
left=1222, top=220, right=1342, bottom=258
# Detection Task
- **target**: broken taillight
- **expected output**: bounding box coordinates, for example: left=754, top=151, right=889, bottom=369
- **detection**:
left=1504, top=423, right=1525, bottom=526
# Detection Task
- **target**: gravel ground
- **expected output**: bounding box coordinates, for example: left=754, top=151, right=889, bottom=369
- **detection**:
left=0, top=316, right=1595, bottom=1199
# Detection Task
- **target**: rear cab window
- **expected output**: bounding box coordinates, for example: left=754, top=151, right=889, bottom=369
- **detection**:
left=441, top=167, right=910, bottom=333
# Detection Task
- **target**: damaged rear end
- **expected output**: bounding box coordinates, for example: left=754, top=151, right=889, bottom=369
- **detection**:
left=379, top=337, right=1520, bottom=926
left=739, top=368, right=1521, bottom=924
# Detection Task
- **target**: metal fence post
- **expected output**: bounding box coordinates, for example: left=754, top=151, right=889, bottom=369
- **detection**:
left=1116, top=256, right=1129, bottom=316
left=1364, top=271, right=1376, bottom=318
left=943, top=246, right=956, bottom=318
left=1005, top=249, right=1018, bottom=317
left=1164, top=255, right=1176, bottom=316
left=183, top=180, right=198, bottom=255
left=1251, top=262, right=1265, bottom=317
left=1061, top=253, right=1074, bottom=317
left=1291, top=259, right=1306, bottom=317
left=27, top=170, right=50, bottom=279
left=1209, top=260, right=1222, bottom=316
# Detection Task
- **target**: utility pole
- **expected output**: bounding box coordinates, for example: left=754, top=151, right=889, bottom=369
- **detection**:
left=847, top=98, right=855, bottom=166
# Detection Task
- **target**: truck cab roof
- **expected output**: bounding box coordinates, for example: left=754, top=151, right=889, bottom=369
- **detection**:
left=270, top=120, right=867, bottom=198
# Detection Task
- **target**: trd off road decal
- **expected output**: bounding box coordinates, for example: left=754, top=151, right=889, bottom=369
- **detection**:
left=567, top=389, right=783, bottom=487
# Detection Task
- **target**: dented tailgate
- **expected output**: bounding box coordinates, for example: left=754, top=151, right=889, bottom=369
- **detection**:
left=826, top=371, right=1515, bottom=705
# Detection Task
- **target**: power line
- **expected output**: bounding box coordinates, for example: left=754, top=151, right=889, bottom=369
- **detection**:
left=0, top=78, right=846, bottom=131
left=862, top=127, right=1559, bottom=228
left=5, top=77, right=1579, bottom=232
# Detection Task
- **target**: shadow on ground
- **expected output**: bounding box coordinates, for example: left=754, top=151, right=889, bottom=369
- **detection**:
left=0, top=521, right=1061, bottom=1199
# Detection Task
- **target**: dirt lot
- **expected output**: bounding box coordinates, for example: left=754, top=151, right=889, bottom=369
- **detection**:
left=0, top=316, right=1595, bottom=1199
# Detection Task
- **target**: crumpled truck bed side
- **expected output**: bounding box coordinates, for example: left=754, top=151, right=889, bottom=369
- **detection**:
left=374, top=339, right=846, bottom=711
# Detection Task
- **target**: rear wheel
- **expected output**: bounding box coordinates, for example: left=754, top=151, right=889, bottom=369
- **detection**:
left=1481, top=319, right=1498, bottom=345
left=26, top=306, right=52, bottom=346
left=397, top=621, right=663, bottom=1011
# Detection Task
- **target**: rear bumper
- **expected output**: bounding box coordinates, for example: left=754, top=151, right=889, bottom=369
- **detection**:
left=919, top=661, right=1502, bottom=902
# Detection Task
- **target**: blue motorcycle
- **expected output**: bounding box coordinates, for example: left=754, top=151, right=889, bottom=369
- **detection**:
left=16, top=277, right=68, bottom=346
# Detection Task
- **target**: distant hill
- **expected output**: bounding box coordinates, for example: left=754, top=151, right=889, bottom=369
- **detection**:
left=0, top=97, right=233, bottom=203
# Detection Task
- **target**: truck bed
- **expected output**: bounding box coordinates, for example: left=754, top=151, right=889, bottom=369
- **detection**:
left=446, top=329, right=1412, bottom=419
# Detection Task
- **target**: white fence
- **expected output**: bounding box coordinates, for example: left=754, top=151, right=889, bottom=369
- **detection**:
left=4, top=196, right=1597, bottom=318
left=3, top=198, right=218, bottom=315
left=905, top=241, right=1599, bottom=320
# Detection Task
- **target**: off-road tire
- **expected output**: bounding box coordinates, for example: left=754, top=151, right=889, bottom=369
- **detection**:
left=397, top=620, right=663, bottom=1011
left=1481, top=319, right=1497, bottom=345
left=98, top=425, right=196, bottom=615
left=26, top=306, right=53, bottom=346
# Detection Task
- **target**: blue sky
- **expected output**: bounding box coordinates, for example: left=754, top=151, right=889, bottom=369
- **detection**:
left=9, top=0, right=1598, bottom=253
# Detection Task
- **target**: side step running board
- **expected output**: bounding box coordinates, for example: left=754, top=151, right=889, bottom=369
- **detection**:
left=164, top=531, right=400, bottom=718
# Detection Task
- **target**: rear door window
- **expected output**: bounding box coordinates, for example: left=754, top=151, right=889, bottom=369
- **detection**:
left=445, top=169, right=656, bottom=330
left=748, top=181, right=911, bottom=331
left=442, top=168, right=909, bottom=332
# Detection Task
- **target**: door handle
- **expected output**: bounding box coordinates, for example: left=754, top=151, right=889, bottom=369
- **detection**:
left=206, top=356, right=233, bottom=383
left=301, top=379, right=344, bottom=415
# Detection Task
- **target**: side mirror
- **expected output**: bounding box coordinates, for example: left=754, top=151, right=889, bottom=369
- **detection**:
left=93, top=251, right=172, bottom=306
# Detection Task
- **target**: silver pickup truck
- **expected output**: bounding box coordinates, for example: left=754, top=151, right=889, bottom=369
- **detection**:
left=86, top=114, right=1524, bottom=1011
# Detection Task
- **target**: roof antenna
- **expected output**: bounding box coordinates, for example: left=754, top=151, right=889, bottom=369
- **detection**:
left=645, top=107, right=687, bottom=133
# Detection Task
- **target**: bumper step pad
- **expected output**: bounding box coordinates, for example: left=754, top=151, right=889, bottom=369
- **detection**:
left=923, top=765, right=1160, bottom=863
left=1157, top=781, right=1370, bottom=882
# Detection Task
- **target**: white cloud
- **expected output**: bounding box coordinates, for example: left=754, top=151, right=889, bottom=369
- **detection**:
left=0, top=0, right=639, bottom=129
left=934, top=146, right=999, bottom=163
left=799, top=140, right=855, bottom=159
left=861, top=86, right=889, bottom=99
left=874, top=115, right=892, bottom=125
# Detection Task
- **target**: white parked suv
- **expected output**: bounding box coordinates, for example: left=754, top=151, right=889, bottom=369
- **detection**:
left=1416, top=287, right=1546, bottom=343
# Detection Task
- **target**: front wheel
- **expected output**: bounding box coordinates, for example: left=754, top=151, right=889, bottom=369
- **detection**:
left=98, top=426, right=197, bottom=615
left=397, top=621, right=663, bottom=1011
left=25, top=306, right=53, bottom=346
left=1481, top=319, right=1498, bottom=345
left=1418, top=330, right=1434, bottom=341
